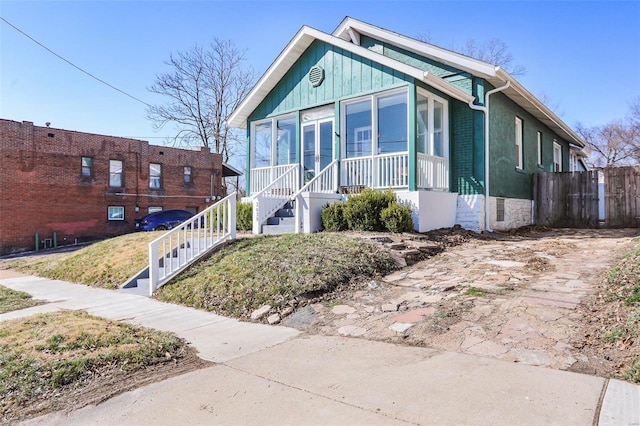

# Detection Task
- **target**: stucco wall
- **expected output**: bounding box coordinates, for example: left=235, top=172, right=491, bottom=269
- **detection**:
left=456, top=194, right=485, bottom=232
left=489, top=197, right=533, bottom=231
left=395, top=190, right=458, bottom=232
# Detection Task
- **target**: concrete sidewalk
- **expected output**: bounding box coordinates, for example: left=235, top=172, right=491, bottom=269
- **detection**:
left=1, top=272, right=638, bottom=425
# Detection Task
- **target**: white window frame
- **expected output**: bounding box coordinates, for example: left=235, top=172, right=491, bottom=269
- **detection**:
left=183, top=166, right=192, bottom=184
left=108, top=206, right=124, bottom=221
left=341, top=87, right=412, bottom=159
left=250, top=113, right=297, bottom=168
left=148, top=206, right=162, bottom=214
left=537, top=132, right=542, bottom=167
left=149, top=163, right=162, bottom=189
left=416, top=88, right=449, bottom=158
left=109, top=159, right=123, bottom=187
left=515, top=117, right=523, bottom=170
left=553, top=141, right=562, bottom=172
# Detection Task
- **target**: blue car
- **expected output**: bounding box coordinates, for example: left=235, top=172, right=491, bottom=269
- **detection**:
left=134, top=209, right=194, bottom=231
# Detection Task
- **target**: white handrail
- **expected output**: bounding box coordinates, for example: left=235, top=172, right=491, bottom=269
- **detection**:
left=148, top=193, right=236, bottom=295
left=292, top=161, right=339, bottom=233
left=252, top=164, right=299, bottom=234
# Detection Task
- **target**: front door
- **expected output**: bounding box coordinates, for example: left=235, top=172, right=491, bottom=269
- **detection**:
left=302, top=118, right=334, bottom=185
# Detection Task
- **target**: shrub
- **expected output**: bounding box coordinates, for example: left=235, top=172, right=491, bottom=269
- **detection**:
left=381, top=203, right=414, bottom=233
left=321, top=202, right=348, bottom=231
left=236, top=202, right=253, bottom=231
left=344, top=189, right=396, bottom=231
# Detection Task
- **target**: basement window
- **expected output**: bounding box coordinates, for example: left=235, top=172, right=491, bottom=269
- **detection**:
left=108, top=206, right=124, bottom=221
left=496, top=198, right=505, bottom=222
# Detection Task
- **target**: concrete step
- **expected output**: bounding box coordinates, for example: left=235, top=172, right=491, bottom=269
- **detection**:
left=262, top=224, right=295, bottom=235
left=266, top=216, right=295, bottom=226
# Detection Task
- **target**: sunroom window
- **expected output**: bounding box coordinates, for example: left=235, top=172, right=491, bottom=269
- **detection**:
left=416, top=89, right=449, bottom=157
left=251, top=115, right=297, bottom=168
left=344, top=89, right=408, bottom=158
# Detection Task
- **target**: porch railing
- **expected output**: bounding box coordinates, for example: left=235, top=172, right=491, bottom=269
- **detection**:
left=417, top=153, right=449, bottom=190
left=251, top=164, right=295, bottom=194
left=148, top=193, right=236, bottom=295
left=252, top=164, right=299, bottom=234
left=292, top=160, right=339, bottom=233
left=342, top=152, right=409, bottom=189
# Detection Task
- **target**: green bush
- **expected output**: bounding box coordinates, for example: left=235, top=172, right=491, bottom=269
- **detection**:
left=236, top=202, right=253, bottom=231
left=321, top=202, right=348, bottom=231
left=381, top=203, right=414, bottom=233
left=344, top=189, right=396, bottom=231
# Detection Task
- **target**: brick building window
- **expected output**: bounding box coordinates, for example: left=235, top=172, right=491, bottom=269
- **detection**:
left=109, top=160, right=123, bottom=187
left=150, top=163, right=162, bottom=189
left=108, top=206, right=124, bottom=221
left=148, top=206, right=162, bottom=214
left=81, top=157, right=93, bottom=177
left=184, top=166, right=192, bottom=184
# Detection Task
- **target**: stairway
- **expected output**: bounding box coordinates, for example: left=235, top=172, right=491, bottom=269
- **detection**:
left=261, top=201, right=296, bottom=235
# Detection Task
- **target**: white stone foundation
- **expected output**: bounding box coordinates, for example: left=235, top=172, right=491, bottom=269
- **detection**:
left=489, top=197, right=533, bottom=231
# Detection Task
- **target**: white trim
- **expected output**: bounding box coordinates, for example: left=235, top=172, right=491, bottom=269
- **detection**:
left=553, top=141, right=563, bottom=172
left=537, top=131, right=542, bottom=166
left=228, top=26, right=473, bottom=128
left=108, top=206, right=125, bottom=221
left=416, top=87, right=449, bottom=158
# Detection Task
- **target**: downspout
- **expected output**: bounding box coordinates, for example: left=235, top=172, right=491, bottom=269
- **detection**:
left=467, top=80, right=510, bottom=232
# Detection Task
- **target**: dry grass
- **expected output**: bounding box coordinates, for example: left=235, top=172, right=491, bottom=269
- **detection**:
left=0, top=285, right=44, bottom=313
left=0, top=310, right=186, bottom=422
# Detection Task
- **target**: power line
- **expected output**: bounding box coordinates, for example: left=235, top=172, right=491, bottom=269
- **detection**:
left=0, top=16, right=152, bottom=108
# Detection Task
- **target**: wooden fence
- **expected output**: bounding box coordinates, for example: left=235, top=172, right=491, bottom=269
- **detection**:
left=603, top=166, right=640, bottom=228
left=533, top=170, right=599, bottom=228
left=533, top=166, right=640, bottom=228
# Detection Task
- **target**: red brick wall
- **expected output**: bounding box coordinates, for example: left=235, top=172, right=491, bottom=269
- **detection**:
left=0, top=119, right=224, bottom=255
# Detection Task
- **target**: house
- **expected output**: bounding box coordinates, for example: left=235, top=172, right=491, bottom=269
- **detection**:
left=228, top=17, right=585, bottom=234
left=0, top=119, right=240, bottom=255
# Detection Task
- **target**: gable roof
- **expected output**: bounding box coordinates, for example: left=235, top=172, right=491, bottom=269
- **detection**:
left=229, top=17, right=584, bottom=148
left=228, top=25, right=474, bottom=129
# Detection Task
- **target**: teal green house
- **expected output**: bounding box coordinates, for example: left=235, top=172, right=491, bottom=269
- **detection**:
left=228, top=17, right=585, bottom=234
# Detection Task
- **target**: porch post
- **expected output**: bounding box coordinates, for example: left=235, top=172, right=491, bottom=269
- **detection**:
left=245, top=125, right=252, bottom=196
left=334, top=100, right=341, bottom=188
left=408, top=83, right=417, bottom=191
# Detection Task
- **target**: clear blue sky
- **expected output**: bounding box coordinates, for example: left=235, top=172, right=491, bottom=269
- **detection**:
left=1, top=0, right=639, bottom=145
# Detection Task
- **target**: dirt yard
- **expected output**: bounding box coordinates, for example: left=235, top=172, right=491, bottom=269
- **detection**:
left=283, top=228, right=640, bottom=379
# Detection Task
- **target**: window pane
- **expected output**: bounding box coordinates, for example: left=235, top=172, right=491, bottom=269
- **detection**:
left=433, top=101, right=443, bottom=157
left=184, top=166, right=192, bottom=183
left=254, top=122, right=272, bottom=168
left=378, top=92, right=407, bottom=154
left=345, top=100, right=372, bottom=158
left=108, top=206, right=124, bottom=220
left=416, top=94, right=428, bottom=154
left=303, top=124, right=315, bottom=183
left=276, top=117, right=297, bottom=166
left=109, top=160, right=122, bottom=187
left=81, top=157, right=92, bottom=177
left=150, top=163, right=161, bottom=189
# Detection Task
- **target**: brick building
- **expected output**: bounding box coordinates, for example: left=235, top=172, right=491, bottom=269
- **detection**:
left=0, top=119, right=235, bottom=255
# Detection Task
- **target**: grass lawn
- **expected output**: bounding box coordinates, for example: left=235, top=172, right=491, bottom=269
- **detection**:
left=156, top=233, right=400, bottom=318
left=5, top=232, right=163, bottom=289
left=0, top=285, right=44, bottom=313
left=0, top=310, right=188, bottom=422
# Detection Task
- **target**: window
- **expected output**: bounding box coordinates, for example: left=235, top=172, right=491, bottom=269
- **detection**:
left=416, top=89, right=449, bottom=157
left=377, top=91, right=407, bottom=154
left=109, top=160, right=123, bottom=187
left=150, top=163, right=161, bottom=189
left=553, top=142, right=562, bottom=172
left=81, top=157, right=93, bottom=177
left=108, top=206, right=124, bottom=221
left=184, top=166, right=192, bottom=184
left=148, top=206, right=162, bottom=214
left=251, top=115, right=298, bottom=169
left=515, top=117, right=523, bottom=170
left=345, top=99, right=372, bottom=158
left=537, top=132, right=542, bottom=167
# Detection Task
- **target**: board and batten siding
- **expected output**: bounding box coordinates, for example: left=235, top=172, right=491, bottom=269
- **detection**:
left=248, top=40, right=412, bottom=122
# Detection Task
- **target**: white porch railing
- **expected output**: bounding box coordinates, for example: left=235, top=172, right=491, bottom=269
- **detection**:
left=342, top=153, right=409, bottom=189
left=250, top=164, right=295, bottom=194
left=148, top=193, right=236, bottom=295
left=417, top=153, right=449, bottom=190
left=252, top=164, right=299, bottom=234
left=292, top=160, right=339, bottom=233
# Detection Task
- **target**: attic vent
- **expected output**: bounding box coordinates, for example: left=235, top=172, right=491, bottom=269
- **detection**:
left=309, top=66, right=324, bottom=87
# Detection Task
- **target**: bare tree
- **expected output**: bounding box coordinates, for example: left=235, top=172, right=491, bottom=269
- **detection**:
left=460, top=38, right=526, bottom=76
left=147, top=39, right=256, bottom=163
left=576, top=121, right=640, bottom=168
